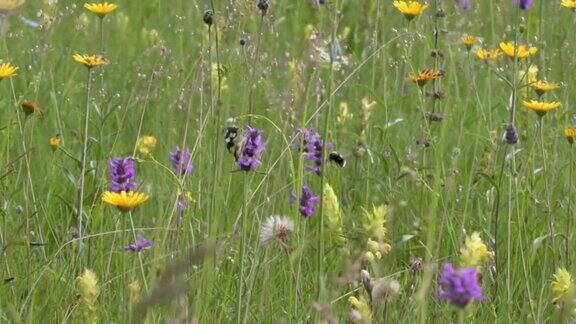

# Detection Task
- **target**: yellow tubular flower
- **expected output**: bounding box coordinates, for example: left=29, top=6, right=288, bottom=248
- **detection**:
left=562, top=0, right=576, bottom=10
left=76, top=269, right=100, bottom=312
left=499, top=42, right=538, bottom=59
left=460, top=35, right=477, bottom=51
left=552, top=268, right=573, bottom=304
left=521, top=100, right=561, bottom=117
left=102, top=191, right=149, bottom=212
left=565, top=127, right=576, bottom=144
left=531, top=80, right=560, bottom=96
left=474, top=48, right=503, bottom=61
left=460, top=232, right=493, bottom=267
left=406, top=69, right=444, bottom=86
left=73, top=54, right=107, bottom=69
left=393, top=1, right=428, bottom=20
left=0, top=62, right=18, bottom=79
left=84, top=2, right=118, bottom=18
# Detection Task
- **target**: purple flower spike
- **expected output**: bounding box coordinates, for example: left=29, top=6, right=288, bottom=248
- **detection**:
left=505, top=123, right=519, bottom=145
left=124, top=234, right=154, bottom=252
left=512, top=0, right=533, bottom=10
left=437, top=263, right=484, bottom=308
left=298, top=185, right=320, bottom=217
left=301, top=128, right=325, bottom=175
left=108, top=157, right=138, bottom=193
left=455, top=0, right=470, bottom=9
left=169, top=146, right=194, bottom=176
left=236, top=126, right=266, bottom=171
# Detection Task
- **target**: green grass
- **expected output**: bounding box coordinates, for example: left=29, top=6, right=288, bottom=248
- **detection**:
left=0, top=0, right=575, bottom=322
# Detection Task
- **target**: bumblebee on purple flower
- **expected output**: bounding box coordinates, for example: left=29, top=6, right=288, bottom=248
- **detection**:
left=225, top=124, right=266, bottom=172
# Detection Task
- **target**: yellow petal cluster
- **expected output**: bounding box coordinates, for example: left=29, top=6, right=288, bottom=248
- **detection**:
left=136, top=135, right=157, bottom=155
left=474, top=48, right=502, bottom=61
left=521, top=100, right=561, bottom=117
left=531, top=80, right=560, bottom=96
left=76, top=268, right=100, bottom=319
left=0, top=62, right=18, bottom=79
left=102, top=191, right=149, bottom=212
left=406, top=69, right=444, bottom=86
left=84, top=2, right=118, bottom=17
left=73, top=54, right=107, bottom=68
left=552, top=268, right=574, bottom=304
left=562, top=0, right=576, bottom=10
left=499, top=42, right=538, bottom=59
left=393, top=1, right=428, bottom=20
left=460, top=232, right=493, bottom=267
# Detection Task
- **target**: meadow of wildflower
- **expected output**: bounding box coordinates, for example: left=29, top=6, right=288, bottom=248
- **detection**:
left=2, top=0, right=576, bottom=322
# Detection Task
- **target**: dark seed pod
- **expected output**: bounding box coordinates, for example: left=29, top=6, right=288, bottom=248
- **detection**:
left=425, top=90, right=446, bottom=100
left=425, top=112, right=444, bottom=123
left=258, top=0, right=269, bottom=14
left=239, top=38, right=246, bottom=46
left=203, top=10, right=214, bottom=26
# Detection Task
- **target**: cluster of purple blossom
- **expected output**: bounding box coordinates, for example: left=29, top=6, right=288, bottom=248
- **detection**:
left=301, top=128, right=325, bottom=175
left=437, top=263, right=484, bottom=308
left=290, top=185, right=320, bottom=217
left=455, top=0, right=533, bottom=10
left=236, top=126, right=266, bottom=171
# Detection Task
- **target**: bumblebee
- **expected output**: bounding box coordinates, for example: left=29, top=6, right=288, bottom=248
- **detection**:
left=224, top=125, right=247, bottom=161
left=328, top=151, right=346, bottom=167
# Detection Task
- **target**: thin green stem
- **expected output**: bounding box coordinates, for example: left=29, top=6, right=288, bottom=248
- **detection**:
left=77, top=68, right=93, bottom=256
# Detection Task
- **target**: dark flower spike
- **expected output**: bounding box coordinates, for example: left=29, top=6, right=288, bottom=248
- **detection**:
left=438, top=263, right=484, bottom=308
left=124, top=234, right=154, bottom=252
left=169, top=146, right=194, bottom=176
left=108, top=157, right=138, bottom=193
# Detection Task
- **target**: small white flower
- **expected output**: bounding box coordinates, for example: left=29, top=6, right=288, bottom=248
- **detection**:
left=260, top=215, right=294, bottom=248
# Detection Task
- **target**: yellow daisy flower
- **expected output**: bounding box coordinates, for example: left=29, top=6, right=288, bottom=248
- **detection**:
left=531, top=80, right=560, bottom=96
left=521, top=100, right=561, bottom=116
left=552, top=268, right=573, bottom=304
left=565, top=127, right=576, bottom=144
left=499, top=42, right=538, bottom=60
left=406, top=69, right=444, bottom=86
left=0, top=62, right=18, bottom=79
left=460, top=35, right=477, bottom=51
left=73, top=54, right=107, bottom=69
left=84, top=2, right=118, bottom=18
left=561, top=0, right=576, bottom=10
left=102, top=191, right=149, bottom=212
left=393, top=1, right=428, bottom=20
left=474, top=48, right=502, bottom=61
left=49, top=134, right=62, bottom=149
